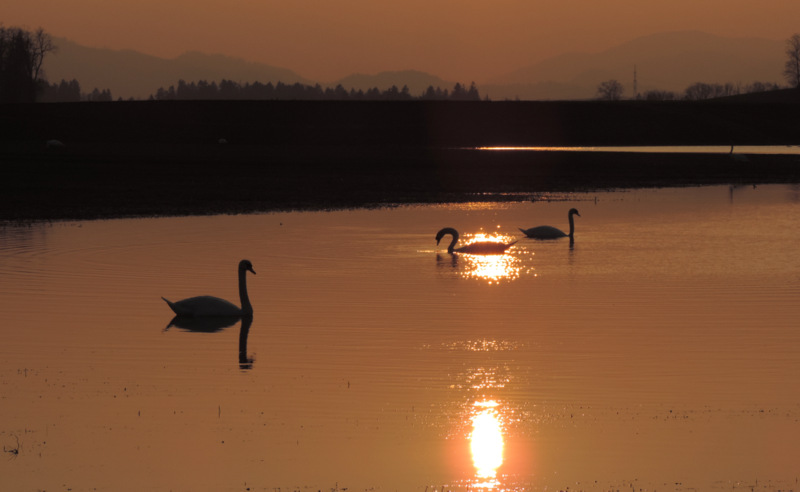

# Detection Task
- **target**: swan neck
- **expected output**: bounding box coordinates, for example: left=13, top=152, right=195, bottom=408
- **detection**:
left=239, top=267, right=252, bottom=315
left=448, top=231, right=458, bottom=254
left=568, top=213, right=575, bottom=237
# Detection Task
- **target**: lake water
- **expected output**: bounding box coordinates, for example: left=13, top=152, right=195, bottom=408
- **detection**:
left=476, top=145, right=800, bottom=155
left=1, top=184, right=799, bottom=492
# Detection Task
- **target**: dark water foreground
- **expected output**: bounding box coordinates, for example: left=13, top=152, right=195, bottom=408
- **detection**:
left=1, top=99, right=799, bottom=221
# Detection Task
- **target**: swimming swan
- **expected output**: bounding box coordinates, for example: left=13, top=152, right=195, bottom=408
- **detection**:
left=519, top=208, right=580, bottom=239
left=162, top=259, right=256, bottom=317
left=435, top=227, right=517, bottom=254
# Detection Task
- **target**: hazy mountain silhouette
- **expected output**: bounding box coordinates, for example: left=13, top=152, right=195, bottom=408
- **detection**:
left=330, top=70, right=455, bottom=96
left=42, top=31, right=786, bottom=101
left=42, top=37, right=313, bottom=100
left=483, top=31, right=785, bottom=100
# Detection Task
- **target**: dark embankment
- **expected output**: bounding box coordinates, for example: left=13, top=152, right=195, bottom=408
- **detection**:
left=1, top=97, right=799, bottom=221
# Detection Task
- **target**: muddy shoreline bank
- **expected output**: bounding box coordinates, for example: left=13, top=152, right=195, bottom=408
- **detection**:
left=2, top=100, right=799, bottom=221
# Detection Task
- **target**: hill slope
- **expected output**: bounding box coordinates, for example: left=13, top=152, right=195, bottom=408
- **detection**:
left=484, top=31, right=785, bottom=100
left=42, top=37, right=312, bottom=100
left=41, top=31, right=788, bottom=101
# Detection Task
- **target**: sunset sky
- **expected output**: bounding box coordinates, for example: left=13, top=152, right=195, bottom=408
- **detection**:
left=5, top=0, right=800, bottom=82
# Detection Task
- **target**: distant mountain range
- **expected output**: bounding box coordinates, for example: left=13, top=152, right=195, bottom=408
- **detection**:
left=42, top=31, right=787, bottom=101
left=483, top=31, right=786, bottom=100
left=42, top=38, right=313, bottom=100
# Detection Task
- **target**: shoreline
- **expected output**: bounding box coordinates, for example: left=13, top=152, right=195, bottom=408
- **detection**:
left=2, top=143, right=798, bottom=223
left=2, top=99, right=799, bottom=222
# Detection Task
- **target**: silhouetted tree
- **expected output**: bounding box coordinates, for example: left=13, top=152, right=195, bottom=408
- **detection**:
left=219, top=79, right=238, bottom=99
left=383, top=85, right=400, bottom=99
left=743, top=81, right=782, bottom=93
left=420, top=85, right=438, bottom=100
left=596, top=80, right=624, bottom=100
left=196, top=80, right=217, bottom=99
left=40, top=78, right=81, bottom=102
left=333, top=84, right=349, bottom=100
left=466, top=82, right=480, bottom=100
left=684, top=82, right=711, bottom=100
left=683, top=82, right=738, bottom=100
left=784, top=33, right=800, bottom=88
left=0, top=26, right=56, bottom=102
left=451, top=82, right=465, bottom=99
left=86, top=87, right=112, bottom=101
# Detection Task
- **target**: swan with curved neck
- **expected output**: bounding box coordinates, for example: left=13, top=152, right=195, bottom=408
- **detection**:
left=162, top=259, right=256, bottom=317
left=519, top=208, right=580, bottom=239
left=435, top=227, right=517, bottom=255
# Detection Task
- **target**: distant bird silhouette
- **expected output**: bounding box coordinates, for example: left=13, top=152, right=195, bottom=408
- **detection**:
left=162, top=259, right=255, bottom=317
left=435, top=227, right=517, bottom=254
left=519, top=208, right=580, bottom=239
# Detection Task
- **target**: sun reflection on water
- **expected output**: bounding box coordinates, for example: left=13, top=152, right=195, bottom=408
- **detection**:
left=458, top=232, right=529, bottom=284
left=462, top=365, right=511, bottom=392
left=460, top=252, right=521, bottom=283
left=470, top=400, right=505, bottom=487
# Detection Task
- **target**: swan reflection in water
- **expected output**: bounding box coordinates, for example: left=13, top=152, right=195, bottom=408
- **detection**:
left=164, top=316, right=254, bottom=370
left=161, top=259, right=257, bottom=369
left=470, top=400, right=505, bottom=488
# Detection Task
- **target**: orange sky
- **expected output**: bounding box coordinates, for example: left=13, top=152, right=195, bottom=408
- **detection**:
left=4, top=0, right=799, bottom=82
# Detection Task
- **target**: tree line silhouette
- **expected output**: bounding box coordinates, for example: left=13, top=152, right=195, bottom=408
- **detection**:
left=0, top=26, right=55, bottom=103
left=597, top=78, right=785, bottom=101
left=39, top=78, right=113, bottom=102
left=4, top=25, right=799, bottom=104
left=596, top=33, right=800, bottom=101
left=150, top=79, right=483, bottom=101
left=1, top=26, right=111, bottom=102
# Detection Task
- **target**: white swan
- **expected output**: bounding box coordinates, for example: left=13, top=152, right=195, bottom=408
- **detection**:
left=162, top=259, right=255, bottom=317
left=435, top=227, right=517, bottom=255
left=519, top=208, right=580, bottom=239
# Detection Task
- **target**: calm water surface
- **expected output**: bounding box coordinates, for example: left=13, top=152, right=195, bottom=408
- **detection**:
left=1, top=185, right=799, bottom=491
left=477, top=145, right=800, bottom=155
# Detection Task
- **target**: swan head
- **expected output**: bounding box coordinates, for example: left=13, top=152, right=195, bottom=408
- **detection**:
left=435, top=227, right=458, bottom=245
left=569, top=208, right=580, bottom=217
left=239, top=259, right=256, bottom=275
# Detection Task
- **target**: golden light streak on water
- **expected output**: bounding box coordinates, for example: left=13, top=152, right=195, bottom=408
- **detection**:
left=457, top=232, right=522, bottom=284
left=470, top=400, right=505, bottom=487
left=475, top=145, right=800, bottom=154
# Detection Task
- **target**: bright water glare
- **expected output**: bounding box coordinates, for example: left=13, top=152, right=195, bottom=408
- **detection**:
left=1, top=185, right=799, bottom=491
left=476, top=145, right=800, bottom=155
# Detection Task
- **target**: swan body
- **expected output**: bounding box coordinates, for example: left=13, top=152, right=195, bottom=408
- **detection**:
left=164, top=314, right=241, bottom=332
left=435, top=227, right=517, bottom=255
left=162, top=259, right=255, bottom=317
left=519, top=208, right=580, bottom=239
